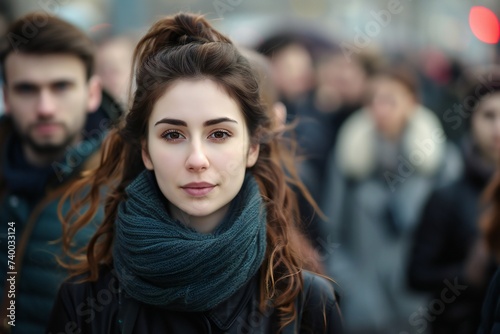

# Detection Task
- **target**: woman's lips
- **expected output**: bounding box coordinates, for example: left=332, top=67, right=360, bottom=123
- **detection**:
left=181, top=182, right=216, bottom=197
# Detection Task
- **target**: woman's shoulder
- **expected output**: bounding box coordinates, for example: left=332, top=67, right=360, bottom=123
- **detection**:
left=298, top=271, right=343, bottom=333
left=60, top=265, right=119, bottom=297
left=478, top=267, right=500, bottom=334
left=301, top=271, right=338, bottom=305
left=53, top=265, right=121, bottom=321
left=47, top=265, right=121, bottom=333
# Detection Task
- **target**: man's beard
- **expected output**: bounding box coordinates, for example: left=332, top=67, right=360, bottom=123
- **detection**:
left=20, top=123, right=80, bottom=158
left=23, top=134, right=77, bottom=156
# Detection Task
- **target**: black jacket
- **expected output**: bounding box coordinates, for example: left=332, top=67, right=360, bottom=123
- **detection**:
left=478, top=266, right=500, bottom=334
left=408, top=139, right=495, bottom=334
left=46, top=266, right=343, bottom=334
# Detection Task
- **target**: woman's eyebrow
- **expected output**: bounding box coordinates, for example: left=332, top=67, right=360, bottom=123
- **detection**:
left=203, top=117, right=238, bottom=126
left=154, top=118, right=187, bottom=127
left=154, top=117, right=238, bottom=127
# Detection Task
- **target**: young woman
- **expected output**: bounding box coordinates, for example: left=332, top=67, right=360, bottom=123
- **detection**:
left=45, top=13, right=342, bottom=333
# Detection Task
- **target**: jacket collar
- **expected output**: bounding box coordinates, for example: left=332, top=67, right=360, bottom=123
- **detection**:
left=205, top=273, right=259, bottom=331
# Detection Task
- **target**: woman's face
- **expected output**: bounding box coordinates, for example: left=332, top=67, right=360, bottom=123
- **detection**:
left=471, top=92, right=500, bottom=164
left=142, top=78, right=259, bottom=233
left=368, top=77, right=416, bottom=140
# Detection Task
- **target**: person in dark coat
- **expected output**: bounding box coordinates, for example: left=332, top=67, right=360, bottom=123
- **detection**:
left=476, top=67, right=500, bottom=334
left=0, top=13, right=122, bottom=333
left=408, top=67, right=500, bottom=334
left=478, top=268, right=500, bottom=334
left=45, top=13, right=343, bottom=334
left=256, top=34, right=375, bottom=252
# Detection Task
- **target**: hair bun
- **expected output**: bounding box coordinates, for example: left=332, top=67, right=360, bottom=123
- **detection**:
left=134, top=13, right=232, bottom=66
left=170, top=14, right=214, bottom=45
left=178, top=34, right=207, bottom=45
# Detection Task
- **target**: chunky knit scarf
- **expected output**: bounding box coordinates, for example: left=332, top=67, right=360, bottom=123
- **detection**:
left=113, top=170, right=267, bottom=312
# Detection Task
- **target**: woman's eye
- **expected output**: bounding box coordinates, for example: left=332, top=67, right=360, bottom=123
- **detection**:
left=161, top=130, right=184, bottom=141
left=209, top=131, right=230, bottom=140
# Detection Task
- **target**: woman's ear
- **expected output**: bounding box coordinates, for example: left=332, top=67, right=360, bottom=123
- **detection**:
left=246, top=144, right=260, bottom=168
left=141, top=142, right=154, bottom=170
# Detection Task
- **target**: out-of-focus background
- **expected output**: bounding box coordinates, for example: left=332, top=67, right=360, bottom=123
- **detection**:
left=2, top=0, right=499, bottom=63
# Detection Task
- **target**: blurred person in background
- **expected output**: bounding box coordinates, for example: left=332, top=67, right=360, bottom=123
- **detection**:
left=321, top=64, right=462, bottom=334
left=0, top=13, right=121, bottom=333
left=408, top=67, right=500, bottom=334
left=95, top=35, right=135, bottom=107
left=297, top=51, right=378, bottom=247
left=239, top=48, right=287, bottom=133
left=314, top=50, right=378, bottom=124
left=474, top=69, right=500, bottom=334
left=256, top=32, right=316, bottom=123
left=256, top=32, right=375, bottom=251
left=241, top=47, right=326, bottom=274
left=256, top=33, right=324, bottom=248
left=412, top=49, right=465, bottom=143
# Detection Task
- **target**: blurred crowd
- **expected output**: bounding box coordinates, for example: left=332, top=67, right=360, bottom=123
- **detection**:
left=1, top=3, right=500, bottom=333
left=253, top=29, right=500, bottom=334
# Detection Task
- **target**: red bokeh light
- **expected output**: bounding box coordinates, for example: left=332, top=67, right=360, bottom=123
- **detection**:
left=469, top=6, right=500, bottom=44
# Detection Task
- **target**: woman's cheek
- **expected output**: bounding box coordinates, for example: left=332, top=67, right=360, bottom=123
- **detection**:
left=217, top=149, right=247, bottom=182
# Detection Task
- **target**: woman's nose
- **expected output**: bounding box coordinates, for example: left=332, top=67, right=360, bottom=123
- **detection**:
left=185, top=141, right=209, bottom=172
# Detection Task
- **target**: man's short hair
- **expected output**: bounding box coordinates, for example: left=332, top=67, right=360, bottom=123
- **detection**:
left=0, top=12, right=95, bottom=83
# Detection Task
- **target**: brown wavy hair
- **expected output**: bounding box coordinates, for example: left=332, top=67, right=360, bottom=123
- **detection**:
left=59, top=13, right=320, bottom=328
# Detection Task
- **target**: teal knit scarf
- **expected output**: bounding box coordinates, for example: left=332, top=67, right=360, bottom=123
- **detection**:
left=113, top=170, right=267, bottom=312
